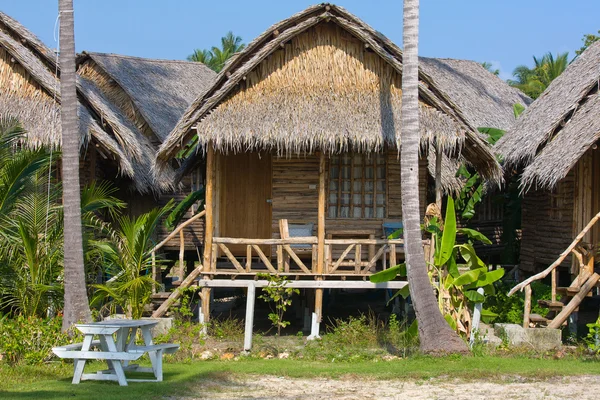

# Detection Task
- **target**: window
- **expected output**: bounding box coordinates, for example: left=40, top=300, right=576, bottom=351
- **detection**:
left=328, top=153, right=386, bottom=218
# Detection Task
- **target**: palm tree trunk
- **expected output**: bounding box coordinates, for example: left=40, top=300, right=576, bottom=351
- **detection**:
left=400, top=0, right=468, bottom=354
left=59, top=0, right=91, bottom=330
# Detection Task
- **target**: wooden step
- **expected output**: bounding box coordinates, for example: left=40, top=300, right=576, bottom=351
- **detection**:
left=529, top=313, right=549, bottom=324
left=151, top=292, right=172, bottom=300
left=548, top=273, right=600, bottom=329
left=556, top=287, right=592, bottom=296
left=537, top=300, right=564, bottom=310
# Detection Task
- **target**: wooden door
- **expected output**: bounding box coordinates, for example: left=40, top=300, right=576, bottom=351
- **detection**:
left=219, top=152, right=272, bottom=256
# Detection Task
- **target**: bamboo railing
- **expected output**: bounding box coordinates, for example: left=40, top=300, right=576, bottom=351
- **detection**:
left=509, top=211, right=600, bottom=328
left=207, top=236, right=429, bottom=275
left=150, top=209, right=206, bottom=293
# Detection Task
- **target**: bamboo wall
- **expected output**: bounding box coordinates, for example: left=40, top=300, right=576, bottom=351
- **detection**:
left=520, top=170, right=575, bottom=272
left=521, top=147, right=600, bottom=273
left=269, top=150, right=428, bottom=239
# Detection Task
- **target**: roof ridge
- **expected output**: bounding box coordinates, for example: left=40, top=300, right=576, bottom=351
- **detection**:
left=85, top=51, right=203, bottom=66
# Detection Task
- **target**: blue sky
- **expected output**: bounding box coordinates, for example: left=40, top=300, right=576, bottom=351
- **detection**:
left=3, top=1, right=599, bottom=80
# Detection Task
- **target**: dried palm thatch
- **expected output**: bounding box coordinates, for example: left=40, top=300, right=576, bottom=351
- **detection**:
left=495, top=41, right=600, bottom=190
left=81, top=52, right=216, bottom=142
left=419, top=57, right=531, bottom=131
left=0, top=11, right=206, bottom=193
left=157, top=3, right=503, bottom=185
left=0, top=12, right=135, bottom=177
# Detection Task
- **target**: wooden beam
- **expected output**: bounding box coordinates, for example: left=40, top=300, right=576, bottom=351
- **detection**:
left=548, top=273, right=600, bottom=329
left=317, top=152, right=326, bottom=275
left=203, top=146, right=216, bottom=271
left=435, top=140, right=443, bottom=210
left=316, top=152, right=326, bottom=321
left=509, top=211, right=600, bottom=296
left=150, top=210, right=206, bottom=253
left=523, top=285, right=532, bottom=328
left=195, top=279, right=409, bottom=289
left=151, top=263, right=204, bottom=318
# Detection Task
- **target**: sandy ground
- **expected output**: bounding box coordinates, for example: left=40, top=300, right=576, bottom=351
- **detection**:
left=187, top=375, right=600, bottom=400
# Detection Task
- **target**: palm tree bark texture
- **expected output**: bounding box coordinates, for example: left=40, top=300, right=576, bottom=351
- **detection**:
left=59, top=0, right=92, bottom=330
left=400, top=0, right=468, bottom=354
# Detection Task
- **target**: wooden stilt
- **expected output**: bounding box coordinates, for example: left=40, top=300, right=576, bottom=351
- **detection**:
left=201, top=286, right=211, bottom=323
left=203, top=145, right=215, bottom=272
left=201, top=145, right=216, bottom=322
left=315, top=152, right=326, bottom=322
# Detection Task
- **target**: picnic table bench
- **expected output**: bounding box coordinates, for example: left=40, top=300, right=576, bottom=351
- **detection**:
left=52, top=319, right=178, bottom=386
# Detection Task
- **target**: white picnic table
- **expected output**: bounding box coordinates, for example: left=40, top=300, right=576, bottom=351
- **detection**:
left=52, top=319, right=178, bottom=386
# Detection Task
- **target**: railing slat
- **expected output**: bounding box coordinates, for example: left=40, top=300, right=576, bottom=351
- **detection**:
left=508, top=211, right=600, bottom=296
left=330, top=244, right=355, bottom=273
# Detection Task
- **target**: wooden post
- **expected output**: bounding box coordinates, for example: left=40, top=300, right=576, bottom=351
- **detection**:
left=203, top=146, right=215, bottom=271
left=151, top=251, right=157, bottom=294
left=523, top=285, right=532, bottom=328
left=244, top=282, right=256, bottom=351
left=178, top=230, right=185, bottom=282
left=201, top=145, right=216, bottom=322
left=551, top=268, right=557, bottom=303
left=435, top=140, right=443, bottom=210
left=315, top=152, right=326, bottom=321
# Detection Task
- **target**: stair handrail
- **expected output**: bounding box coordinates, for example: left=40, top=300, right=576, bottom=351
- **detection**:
left=150, top=209, right=206, bottom=254
left=508, top=211, right=600, bottom=297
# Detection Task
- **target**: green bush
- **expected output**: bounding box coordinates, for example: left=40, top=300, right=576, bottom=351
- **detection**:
left=0, top=315, right=81, bottom=365
left=300, top=313, right=418, bottom=361
left=486, top=281, right=551, bottom=324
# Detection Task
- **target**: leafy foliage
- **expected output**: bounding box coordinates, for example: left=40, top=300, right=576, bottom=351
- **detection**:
left=165, top=188, right=205, bottom=230
left=486, top=281, right=551, bottom=324
left=576, top=30, right=600, bottom=56
left=0, top=315, right=82, bottom=365
left=508, top=52, right=569, bottom=99
left=371, top=198, right=504, bottom=337
left=91, top=203, right=173, bottom=319
left=257, top=274, right=299, bottom=336
left=188, top=31, right=245, bottom=72
left=481, top=61, right=499, bottom=76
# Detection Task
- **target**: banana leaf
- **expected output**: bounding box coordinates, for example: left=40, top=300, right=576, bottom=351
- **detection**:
left=435, top=197, right=456, bottom=266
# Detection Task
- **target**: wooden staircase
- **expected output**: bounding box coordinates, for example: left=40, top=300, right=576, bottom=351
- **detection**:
left=510, top=211, right=600, bottom=329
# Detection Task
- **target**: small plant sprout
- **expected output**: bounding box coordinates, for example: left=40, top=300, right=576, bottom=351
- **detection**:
left=257, top=274, right=299, bottom=336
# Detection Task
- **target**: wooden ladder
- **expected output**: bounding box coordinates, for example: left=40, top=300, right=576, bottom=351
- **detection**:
left=510, top=211, right=600, bottom=329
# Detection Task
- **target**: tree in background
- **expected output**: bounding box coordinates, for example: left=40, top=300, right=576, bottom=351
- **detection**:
left=508, top=52, right=569, bottom=99
left=188, top=31, right=245, bottom=72
left=59, top=0, right=92, bottom=330
left=400, top=0, right=468, bottom=354
left=576, top=30, right=600, bottom=56
left=481, top=62, right=500, bottom=76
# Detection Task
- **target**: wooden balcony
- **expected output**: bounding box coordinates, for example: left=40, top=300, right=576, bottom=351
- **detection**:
left=202, top=236, right=430, bottom=278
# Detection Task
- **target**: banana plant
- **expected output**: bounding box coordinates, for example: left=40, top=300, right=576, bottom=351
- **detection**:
left=371, top=198, right=504, bottom=337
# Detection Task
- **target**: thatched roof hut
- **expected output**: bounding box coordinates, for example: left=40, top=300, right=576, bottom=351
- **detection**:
left=0, top=11, right=216, bottom=194
left=494, top=41, right=600, bottom=272
left=0, top=11, right=132, bottom=177
left=496, top=41, right=600, bottom=190
left=76, top=52, right=215, bottom=192
left=156, top=3, right=505, bottom=186
left=77, top=53, right=215, bottom=144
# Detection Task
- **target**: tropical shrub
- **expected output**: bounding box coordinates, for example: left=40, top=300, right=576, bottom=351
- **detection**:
left=371, top=198, right=504, bottom=337
left=257, top=273, right=299, bottom=336
left=91, top=203, right=173, bottom=319
left=0, top=315, right=82, bottom=365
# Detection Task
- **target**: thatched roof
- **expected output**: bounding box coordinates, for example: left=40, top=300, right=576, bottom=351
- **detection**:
left=0, top=12, right=217, bottom=194
left=157, top=3, right=503, bottom=185
left=419, top=58, right=531, bottom=131
left=495, top=41, right=600, bottom=190
left=79, top=53, right=215, bottom=142
left=0, top=11, right=137, bottom=185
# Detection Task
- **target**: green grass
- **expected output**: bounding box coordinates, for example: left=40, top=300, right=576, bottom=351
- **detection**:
left=2, top=356, right=600, bottom=399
